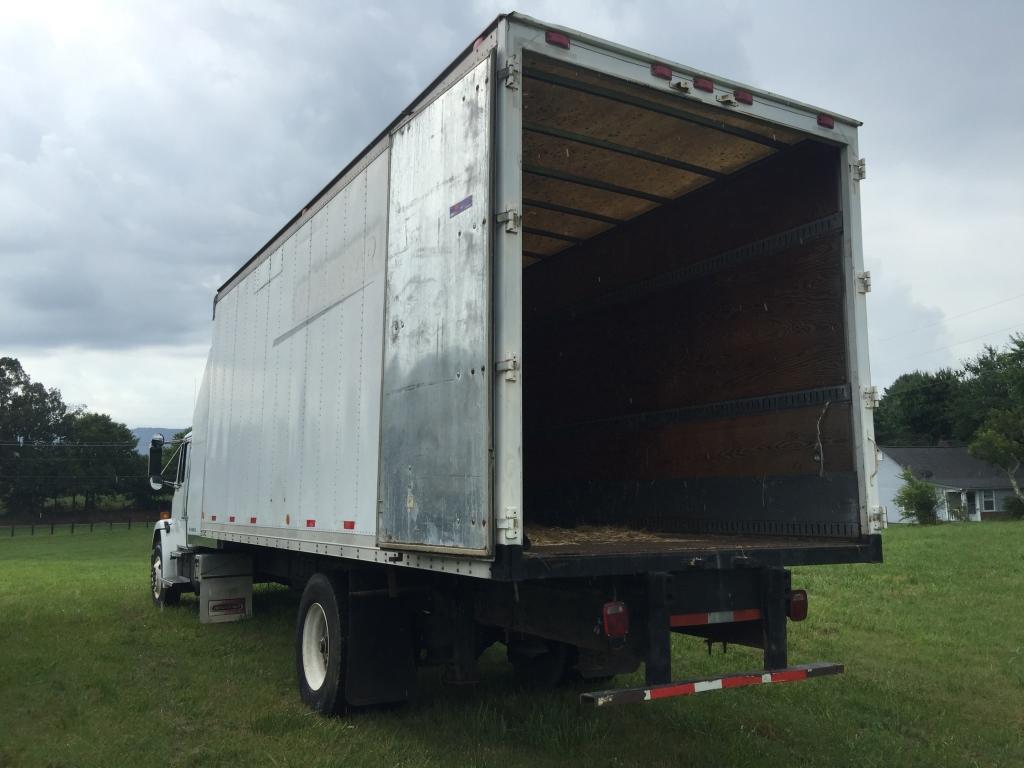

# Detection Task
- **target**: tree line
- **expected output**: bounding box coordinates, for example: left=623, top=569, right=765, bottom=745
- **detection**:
left=875, top=333, right=1024, bottom=509
left=0, top=357, right=176, bottom=520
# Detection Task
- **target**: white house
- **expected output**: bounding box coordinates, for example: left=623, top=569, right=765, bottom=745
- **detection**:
left=878, top=446, right=1021, bottom=524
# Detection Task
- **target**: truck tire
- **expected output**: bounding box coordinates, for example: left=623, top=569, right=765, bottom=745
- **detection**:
left=151, top=541, right=180, bottom=607
left=296, top=573, right=348, bottom=714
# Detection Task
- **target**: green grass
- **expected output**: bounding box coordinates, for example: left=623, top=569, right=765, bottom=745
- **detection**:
left=1, top=525, right=1022, bottom=768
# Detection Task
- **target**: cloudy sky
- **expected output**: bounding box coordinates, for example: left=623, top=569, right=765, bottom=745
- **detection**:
left=2, top=0, right=1022, bottom=427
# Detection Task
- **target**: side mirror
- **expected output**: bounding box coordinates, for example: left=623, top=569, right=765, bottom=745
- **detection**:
left=148, top=433, right=165, bottom=491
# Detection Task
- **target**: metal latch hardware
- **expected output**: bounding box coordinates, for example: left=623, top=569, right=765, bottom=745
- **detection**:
left=868, top=505, right=886, bottom=532
left=862, top=386, right=879, bottom=409
left=498, top=57, right=520, bottom=90
left=857, top=271, right=871, bottom=294
left=496, top=208, right=521, bottom=234
left=495, top=354, right=519, bottom=382
left=495, top=506, right=520, bottom=540
left=851, top=157, right=866, bottom=181
left=671, top=78, right=691, bottom=92
left=716, top=93, right=738, bottom=107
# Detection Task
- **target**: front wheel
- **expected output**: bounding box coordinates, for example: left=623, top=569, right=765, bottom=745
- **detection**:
left=295, top=573, right=348, bottom=714
left=150, top=541, right=180, bottom=607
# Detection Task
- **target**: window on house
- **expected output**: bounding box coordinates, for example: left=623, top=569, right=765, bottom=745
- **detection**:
left=982, top=490, right=995, bottom=512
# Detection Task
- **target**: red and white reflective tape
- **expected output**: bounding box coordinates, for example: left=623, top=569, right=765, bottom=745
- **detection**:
left=581, top=662, right=844, bottom=707
left=670, top=608, right=761, bottom=627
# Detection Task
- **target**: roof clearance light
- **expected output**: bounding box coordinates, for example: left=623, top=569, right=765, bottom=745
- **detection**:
left=817, top=113, right=835, bottom=129
left=694, top=76, right=714, bottom=92
left=545, top=30, right=570, bottom=49
left=651, top=62, right=673, bottom=80
left=734, top=89, right=754, bottom=105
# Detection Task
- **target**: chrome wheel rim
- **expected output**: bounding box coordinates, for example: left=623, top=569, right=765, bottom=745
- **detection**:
left=301, top=602, right=329, bottom=691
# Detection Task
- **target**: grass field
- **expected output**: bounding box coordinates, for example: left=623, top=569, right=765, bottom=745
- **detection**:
left=1, top=525, right=1022, bottom=768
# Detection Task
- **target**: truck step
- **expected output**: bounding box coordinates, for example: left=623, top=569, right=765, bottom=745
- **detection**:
left=580, top=661, right=844, bottom=706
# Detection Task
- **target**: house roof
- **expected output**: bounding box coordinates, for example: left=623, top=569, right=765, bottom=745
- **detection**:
left=881, top=445, right=1022, bottom=490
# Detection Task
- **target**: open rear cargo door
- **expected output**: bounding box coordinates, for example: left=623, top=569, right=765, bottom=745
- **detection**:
left=378, top=56, right=494, bottom=555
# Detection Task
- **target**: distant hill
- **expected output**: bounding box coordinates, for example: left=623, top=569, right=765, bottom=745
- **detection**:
left=131, top=428, right=188, bottom=455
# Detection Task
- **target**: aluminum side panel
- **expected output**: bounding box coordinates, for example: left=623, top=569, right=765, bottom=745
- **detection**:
left=379, top=56, right=494, bottom=554
left=195, top=153, right=389, bottom=538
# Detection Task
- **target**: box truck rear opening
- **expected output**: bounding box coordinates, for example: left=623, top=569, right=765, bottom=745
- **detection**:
left=520, top=54, right=861, bottom=562
left=147, top=13, right=880, bottom=716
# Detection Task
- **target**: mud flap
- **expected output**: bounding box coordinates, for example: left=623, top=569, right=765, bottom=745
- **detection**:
left=344, top=574, right=417, bottom=706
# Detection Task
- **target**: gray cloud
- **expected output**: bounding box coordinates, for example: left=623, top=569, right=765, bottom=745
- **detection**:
left=1, top=0, right=1022, bottom=424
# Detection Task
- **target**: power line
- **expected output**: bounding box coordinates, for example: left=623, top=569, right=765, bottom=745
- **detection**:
left=883, top=324, right=1024, bottom=365
left=0, top=441, right=137, bottom=448
left=875, top=291, right=1024, bottom=343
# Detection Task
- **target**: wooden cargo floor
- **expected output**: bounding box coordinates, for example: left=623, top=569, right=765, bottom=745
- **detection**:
left=523, top=523, right=855, bottom=557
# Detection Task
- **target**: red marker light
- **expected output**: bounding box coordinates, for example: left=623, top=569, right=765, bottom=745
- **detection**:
left=788, top=589, right=809, bottom=621
left=602, top=601, right=630, bottom=638
left=545, top=30, right=570, bottom=49
left=651, top=62, right=672, bottom=80
left=817, top=113, right=835, bottom=129
left=694, top=76, right=714, bottom=92
left=734, top=89, right=753, bottom=105
left=343, top=520, right=355, bottom=530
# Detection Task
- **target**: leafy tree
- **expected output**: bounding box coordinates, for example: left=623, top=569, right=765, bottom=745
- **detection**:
left=893, top=469, right=940, bottom=524
left=954, top=336, right=1024, bottom=442
left=65, top=412, right=140, bottom=512
left=0, top=357, right=79, bottom=515
left=969, top=407, right=1024, bottom=504
left=874, top=369, right=961, bottom=445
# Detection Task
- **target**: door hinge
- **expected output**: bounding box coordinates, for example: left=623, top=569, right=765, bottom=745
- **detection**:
left=498, top=56, right=520, bottom=90
left=856, top=270, right=871, bottom=294
left=851, top=157, right=866, bottom=181
left=496, top=208, right=521, bottom=234
left=716, top=93, right=738, bottom=107
left=495, top=506, right=520, bottom=540
left=862, top=386, right=879, bottom=409
left=495, top=354, right=519, bottom=382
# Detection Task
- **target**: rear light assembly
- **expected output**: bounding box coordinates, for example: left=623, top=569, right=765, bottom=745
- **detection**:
left=602, top=601, right=630, bottom=638
left=787, top=589, right=809, bottom=621
left=693, top=76, right=714, bottom=92
left=545, top=30, right=570, bottom=49
left=817, top=113, right=835, bottom=129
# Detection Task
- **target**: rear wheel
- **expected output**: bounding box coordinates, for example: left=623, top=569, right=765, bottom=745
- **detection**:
left=295, top=573, right=348, bottom=714
left=150, top=541, right=180, bottom=607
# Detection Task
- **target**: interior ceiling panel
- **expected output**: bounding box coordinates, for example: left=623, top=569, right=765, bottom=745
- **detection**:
left=520, top=53, right=808, bottom=267
left=524, top=52, right=805, bottom=146
left=523, top=205, right=613, bottom=242
left=524, top=131, right=708, bottom=201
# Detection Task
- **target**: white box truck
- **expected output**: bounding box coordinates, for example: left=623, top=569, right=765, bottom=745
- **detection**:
left=148, top=12, right=881, bottom=712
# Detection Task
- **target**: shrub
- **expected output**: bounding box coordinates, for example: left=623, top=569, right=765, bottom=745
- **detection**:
left=894, top=469, right=940, bottom=524
left=1002, top=495, right=1024, bottom=520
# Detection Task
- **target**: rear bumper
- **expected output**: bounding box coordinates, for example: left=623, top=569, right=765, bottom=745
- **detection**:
left=581, top=661, right=844, bottom=706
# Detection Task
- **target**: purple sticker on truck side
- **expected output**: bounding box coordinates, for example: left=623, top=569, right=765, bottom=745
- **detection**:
left=449, top=195, right=473, bottom=218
